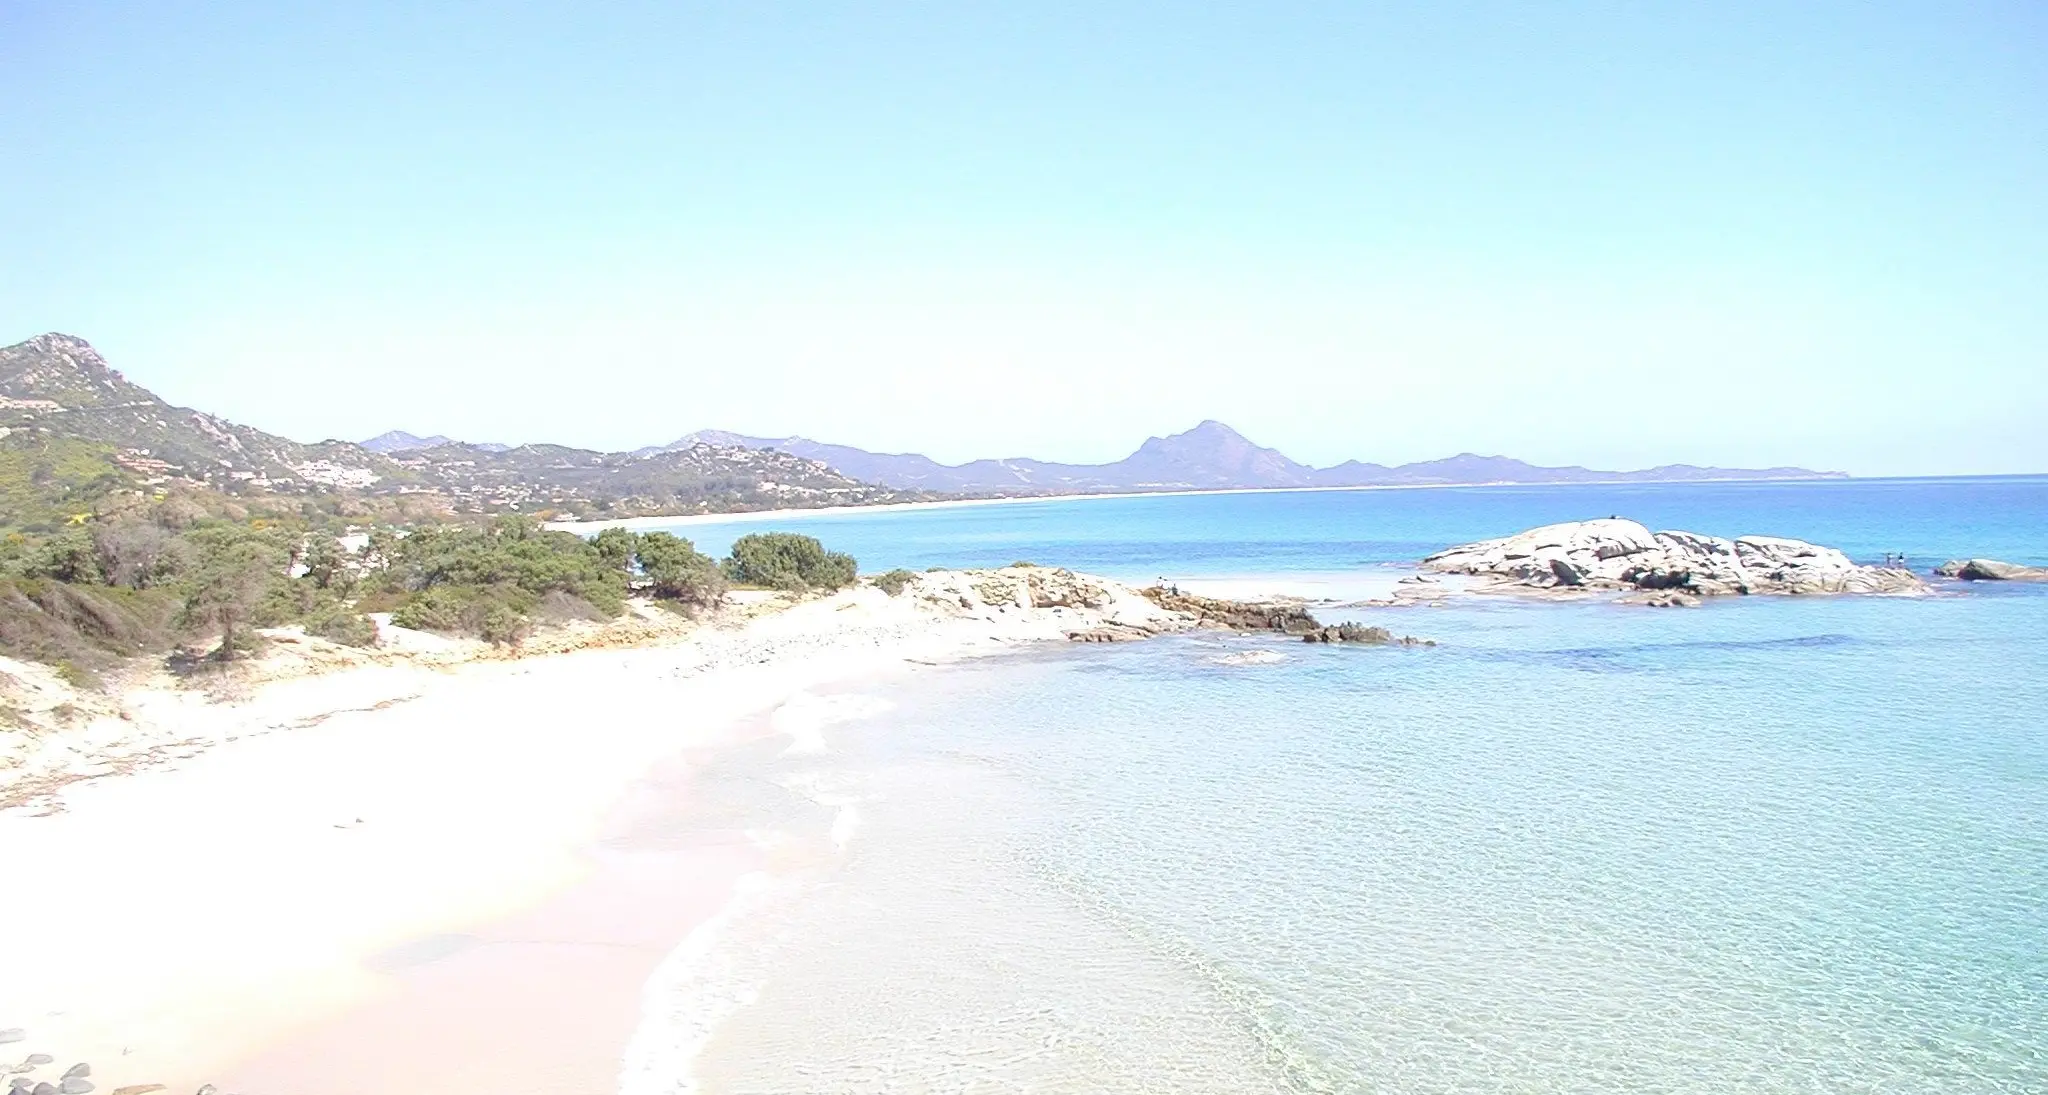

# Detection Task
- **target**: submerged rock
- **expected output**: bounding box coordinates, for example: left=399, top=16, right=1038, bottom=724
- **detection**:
left=1422, top=519, right=1926, bottom=600
left=1208, top=649, right=1288, bottom=666
left=1623, top=590, right=1703, bottom=608
left=1935, top=558, right=2048, bottom=581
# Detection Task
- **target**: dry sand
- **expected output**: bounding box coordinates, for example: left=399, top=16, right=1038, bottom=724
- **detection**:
left=0, top=569, right=1192, bottom=1094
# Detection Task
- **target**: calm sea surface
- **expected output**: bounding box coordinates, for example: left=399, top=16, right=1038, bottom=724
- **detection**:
left=625, top=478, right=2048, bottom=1093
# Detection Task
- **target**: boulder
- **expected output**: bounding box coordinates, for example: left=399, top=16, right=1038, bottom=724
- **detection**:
left=1422, top=519, right=1926, bottom=599
left=1934, top=558, right=2048, bottom=582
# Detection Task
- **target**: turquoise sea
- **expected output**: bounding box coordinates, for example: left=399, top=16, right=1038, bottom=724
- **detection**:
left=631, top=478, right=2048, bottom=1093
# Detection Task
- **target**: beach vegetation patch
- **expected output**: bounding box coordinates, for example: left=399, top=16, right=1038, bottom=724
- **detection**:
left=306, top=603, right=379, bottom=646
left=179, top=527, right=291, bottom=662
left=587, top=528, right=727, bottom=608
left=723, top=532, right=857, bottom=592
left=634, top=531, right=728, bottom=606
left=0, top=504, right=669, bottom=665
left=871, top=568, right=916, bottom=596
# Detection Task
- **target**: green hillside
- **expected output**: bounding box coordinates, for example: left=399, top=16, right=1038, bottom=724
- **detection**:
left=0, top=332, right=922, bottom=528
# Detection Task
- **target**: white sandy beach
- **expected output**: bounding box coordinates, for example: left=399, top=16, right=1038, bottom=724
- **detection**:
left=0, top=569, right=1191, bottom=1094
left=543, top=481, right=1503, bottom=535
left=545, top=476, right=1846, bottom=536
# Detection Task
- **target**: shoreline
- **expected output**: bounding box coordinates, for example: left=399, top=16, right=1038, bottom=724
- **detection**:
left=546, top=475, right=1859, bottom=533
left=0, top=570, right=1199, bottom=1094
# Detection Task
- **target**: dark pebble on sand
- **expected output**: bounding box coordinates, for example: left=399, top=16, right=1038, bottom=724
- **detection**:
left=59, top=1069, right=85, bottom=1082
left=25, top=1056, right=52, bottom=1066
left=32, top=1083, right=56, bottom=1095
left=59, top=1082, right=91, bottom=1095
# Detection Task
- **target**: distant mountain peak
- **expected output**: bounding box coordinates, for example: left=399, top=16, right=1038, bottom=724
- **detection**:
left=361, top=430, right=458, bottom=453
left=19, top=332, right=96, bottom=355
left=1125, top=420, right=1313, bottom=486
left=670, top=428, right=799, bottom=450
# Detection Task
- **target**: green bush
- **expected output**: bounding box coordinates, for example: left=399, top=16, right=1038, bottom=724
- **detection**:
left=872, top=569, right=916, bottom=596
left=723, top=532, right=856, bottom=592
left=633, top=531, right=728, bottom=606
left=381, top=516, right=628, bottom=639
left=590, top=526, right=637, bottom=572
left=390, top=584, right=537, bottom=644
left=476, top=602, right=530, bottom=646
left=25, top=531, right=106, bottom=585
left=387, top=516, right=626, bottom=616
left=390, top=586, right=469, bottom=633
left=306, top=605, right=378, bottom=647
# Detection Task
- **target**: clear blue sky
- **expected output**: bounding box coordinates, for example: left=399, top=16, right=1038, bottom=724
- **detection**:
left=3, top=2, right=2042, bottom=474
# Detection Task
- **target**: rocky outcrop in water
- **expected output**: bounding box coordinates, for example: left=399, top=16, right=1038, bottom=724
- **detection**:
left=1935, top=558, right=2048, bottom=582
left=1300, top=623, right=1435, bottom=646
left=1140, top=588, right=1431, bottom=645
left=1421, top=519, right=1926, bottom=600
left=1137, top=588, right=1322, bottom=633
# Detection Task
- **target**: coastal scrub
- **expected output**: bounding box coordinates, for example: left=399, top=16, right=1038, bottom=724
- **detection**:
left=723, top=532, right=856, bottom=592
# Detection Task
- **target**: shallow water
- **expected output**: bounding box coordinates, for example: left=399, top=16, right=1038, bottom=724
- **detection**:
left=629, top=480, right=2048, bottom=1092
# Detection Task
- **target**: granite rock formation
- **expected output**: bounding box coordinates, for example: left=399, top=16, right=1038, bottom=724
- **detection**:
left=1422, top=519, right=1926, bottom=600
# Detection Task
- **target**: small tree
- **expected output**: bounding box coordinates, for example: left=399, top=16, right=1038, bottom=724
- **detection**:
left=591, top=526, right=637, bottom=572
left=635, top=532, right=728, bottom=607
left=300, top=535, right=352, bottom=592
left=181, top=532, right=285, bottom=662
left=723, top=532, right=856, bottom=592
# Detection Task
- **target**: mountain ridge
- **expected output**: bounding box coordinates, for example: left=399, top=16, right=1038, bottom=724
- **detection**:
left=0, top=332, right=1845, bottom=533
left=663, top=420, right=1843, bottom=494
left=0, top=333, right=915, bottom=528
